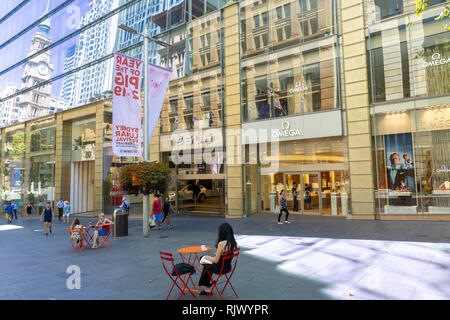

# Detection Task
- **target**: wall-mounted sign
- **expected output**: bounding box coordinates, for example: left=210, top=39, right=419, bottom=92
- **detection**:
left=271, top=121, right=303, bottom=138
left=289, top=82, right=309, bottom=94
left=169, top=132, right=213, bottom=146
left=423, top=52, right=450, bottom=68
left=436, top=165, right=450, bottom=173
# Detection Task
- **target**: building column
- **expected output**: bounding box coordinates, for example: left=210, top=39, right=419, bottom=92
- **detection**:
left=341, top=0, right=376, bottom=219
left=23, top=122, right=31, bottom=215
left=54, top=113, right=72, bottom=209
left=223, top=2, right=243, bottom=218
left=94, top=103, right=105, bottom=215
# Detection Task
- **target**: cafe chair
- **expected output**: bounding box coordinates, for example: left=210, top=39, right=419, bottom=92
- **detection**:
left=68, top=228, right=85, bottom=253
left=206, top=247, right=240, bottom=300
left=97, top=224, right=112, bottom=248
left=159, top=251, right=197, bottom=300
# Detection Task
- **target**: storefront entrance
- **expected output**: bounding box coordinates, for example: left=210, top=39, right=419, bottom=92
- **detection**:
left=261, top=170, right=348, bottom=216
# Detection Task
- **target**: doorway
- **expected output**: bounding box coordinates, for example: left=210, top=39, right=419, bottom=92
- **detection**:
left=281, top=171, right=347, bottom=216
left=70, top=161, right=95, bottom=214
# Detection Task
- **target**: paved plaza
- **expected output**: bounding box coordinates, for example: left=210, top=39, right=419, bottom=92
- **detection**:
left=1, top=213, right=449, bottom=300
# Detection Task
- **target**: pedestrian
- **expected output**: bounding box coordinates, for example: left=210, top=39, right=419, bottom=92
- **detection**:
left=92, top=213, right=114, bottom=248
left=57, top=199, right=64, bottom=222
left=304, top=183, right=312, bottom=210
left=152, top=194, right=163, bottom=230
left=292, top=182, right=299, bottom=212
left=161, top=196, right=173, bottom=228
left=25, top=202, right=34, bottom=221
left=40, top=202, right=54, bottom=236
left=277, top=189, right=290, bottom=224
left=63, top=200, right=71, bottom=224
left=120, top=197, right=130, bottom=214
left=198, top=223, right=237, bottom=296
left=5, top=202, right=13, bottom=224
left=193, top=181, right=200, bottom=204
left=11, top=201, right=18, bottom=220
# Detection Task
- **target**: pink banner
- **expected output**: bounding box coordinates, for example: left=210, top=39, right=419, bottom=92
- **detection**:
left=112, top=53, right=143, bottom=157
left=146, top=64, right=172, bottom=153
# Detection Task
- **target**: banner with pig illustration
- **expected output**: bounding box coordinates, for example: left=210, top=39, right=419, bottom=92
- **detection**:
left=112, top=53, right=143, bottom=157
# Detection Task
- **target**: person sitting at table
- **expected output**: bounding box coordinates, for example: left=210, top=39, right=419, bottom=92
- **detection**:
left=198, top=223, right=237, bottom=296
left=92, top=213, right=114, bottom=249
left=70, top=218, right=83, bottom=245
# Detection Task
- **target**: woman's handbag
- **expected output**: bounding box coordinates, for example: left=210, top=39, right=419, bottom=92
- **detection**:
left=274, top=205, right=281, bottom=214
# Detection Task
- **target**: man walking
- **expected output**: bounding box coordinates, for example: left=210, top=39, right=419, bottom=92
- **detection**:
left=11, top=201, right=18, bottom=220
left=57, top=199, right=64, bottom=222
left=5, top=202, right=13, bottom=224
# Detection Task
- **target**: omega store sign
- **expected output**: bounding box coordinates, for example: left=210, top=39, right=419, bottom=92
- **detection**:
left=241, top=110, right=343, bottom=144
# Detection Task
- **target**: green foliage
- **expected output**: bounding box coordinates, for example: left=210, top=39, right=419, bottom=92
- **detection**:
left=413, top=0, right=450, bottom=30
left=119, top=162, right=171, bottom=196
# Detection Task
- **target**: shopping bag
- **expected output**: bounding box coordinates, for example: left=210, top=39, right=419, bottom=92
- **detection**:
left=274, top=205, right=280, bottom=214
left=4, top=213, right=8, bottom=219
left=149, top=215, right=156, bottom=228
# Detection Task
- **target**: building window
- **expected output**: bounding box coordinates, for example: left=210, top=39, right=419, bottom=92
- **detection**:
left=169, top=98, right=178, bottom=113
left=374, top=0, right=403, bottom=19
left=202, top=91, right=210, bottom=107
left=184, top=95, right=193, bottom=110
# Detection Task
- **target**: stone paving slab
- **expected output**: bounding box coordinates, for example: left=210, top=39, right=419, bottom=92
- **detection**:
left=0, top=213, right=449, bottom=300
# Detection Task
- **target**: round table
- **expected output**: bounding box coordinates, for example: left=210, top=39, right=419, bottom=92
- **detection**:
left=178, top=246, right=211, bottom=272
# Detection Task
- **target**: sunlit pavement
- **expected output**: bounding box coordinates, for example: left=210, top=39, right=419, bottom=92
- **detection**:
left=0, top=213, right=449, bottom=300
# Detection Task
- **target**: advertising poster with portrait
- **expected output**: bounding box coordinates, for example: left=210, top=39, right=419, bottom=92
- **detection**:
left=112, top=53, right=143, bottom=157
left=384, top=133, right=416, bottom=192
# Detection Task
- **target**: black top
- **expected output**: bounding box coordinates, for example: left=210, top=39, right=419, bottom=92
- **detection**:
left=292, top=187, right=298, bottom=199
left=26, top=205, right=32, bottom=214
left=163, top=201, right=170, bottom=214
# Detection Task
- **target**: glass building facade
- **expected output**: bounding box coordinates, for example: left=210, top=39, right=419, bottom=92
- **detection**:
left=367, top=0, right=450, bottom=214
left=0, top=0, right=449, bottom=220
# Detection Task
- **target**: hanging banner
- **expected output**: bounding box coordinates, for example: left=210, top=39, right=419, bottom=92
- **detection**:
left=112, top=52, right=143, bottom=157
left=146, top=64, right=172, bottom=152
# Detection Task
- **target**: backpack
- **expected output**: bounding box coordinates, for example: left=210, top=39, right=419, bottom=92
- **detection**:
left=123, top=202, right=130, bottom=210
left=171, top=263, right=196, bottom=276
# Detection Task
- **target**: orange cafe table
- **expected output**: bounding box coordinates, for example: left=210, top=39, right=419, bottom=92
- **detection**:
left=178, top=246, right=211, bottom=272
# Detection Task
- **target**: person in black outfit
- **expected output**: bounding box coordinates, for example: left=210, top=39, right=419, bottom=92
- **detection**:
left=292, top=183, right=299, bottom=212
left=25, top=202, right=34, bottom=221
left=161, top=196, right=173, bottom=228
left=198, top=223, right=237, bottom=295
left=193, top=181, right=201, bottom=203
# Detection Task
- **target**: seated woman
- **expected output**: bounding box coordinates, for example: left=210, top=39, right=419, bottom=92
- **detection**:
left=92, top=213, right=114, bottom=248
left=198, top=223, right=237, bottom=295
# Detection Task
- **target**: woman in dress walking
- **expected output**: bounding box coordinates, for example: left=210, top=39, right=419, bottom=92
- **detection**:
left=277, top=189, right=290, bottom=225
left=25, top=202, right=34, bottom=221
left=40, top=202, right=54, bottom=236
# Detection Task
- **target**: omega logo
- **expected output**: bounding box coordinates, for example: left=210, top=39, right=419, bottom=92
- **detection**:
left=272, top=120, right=302, bottom=138
left=281, top=121, right=290, bottom=130
left=289, top=82, right=308, bottom=94
left=432, top=53, right=441, bottom=60
left=423, top=52, right=450, bottom=68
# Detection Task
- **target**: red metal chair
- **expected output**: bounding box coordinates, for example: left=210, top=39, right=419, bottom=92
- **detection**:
left=97, top=224, right=112, bottom=248
left=68, top=228, right=85, bottom=253
left=206, top=247, right=240, bottom=300
left=159, top=251, right=197, bottom=300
